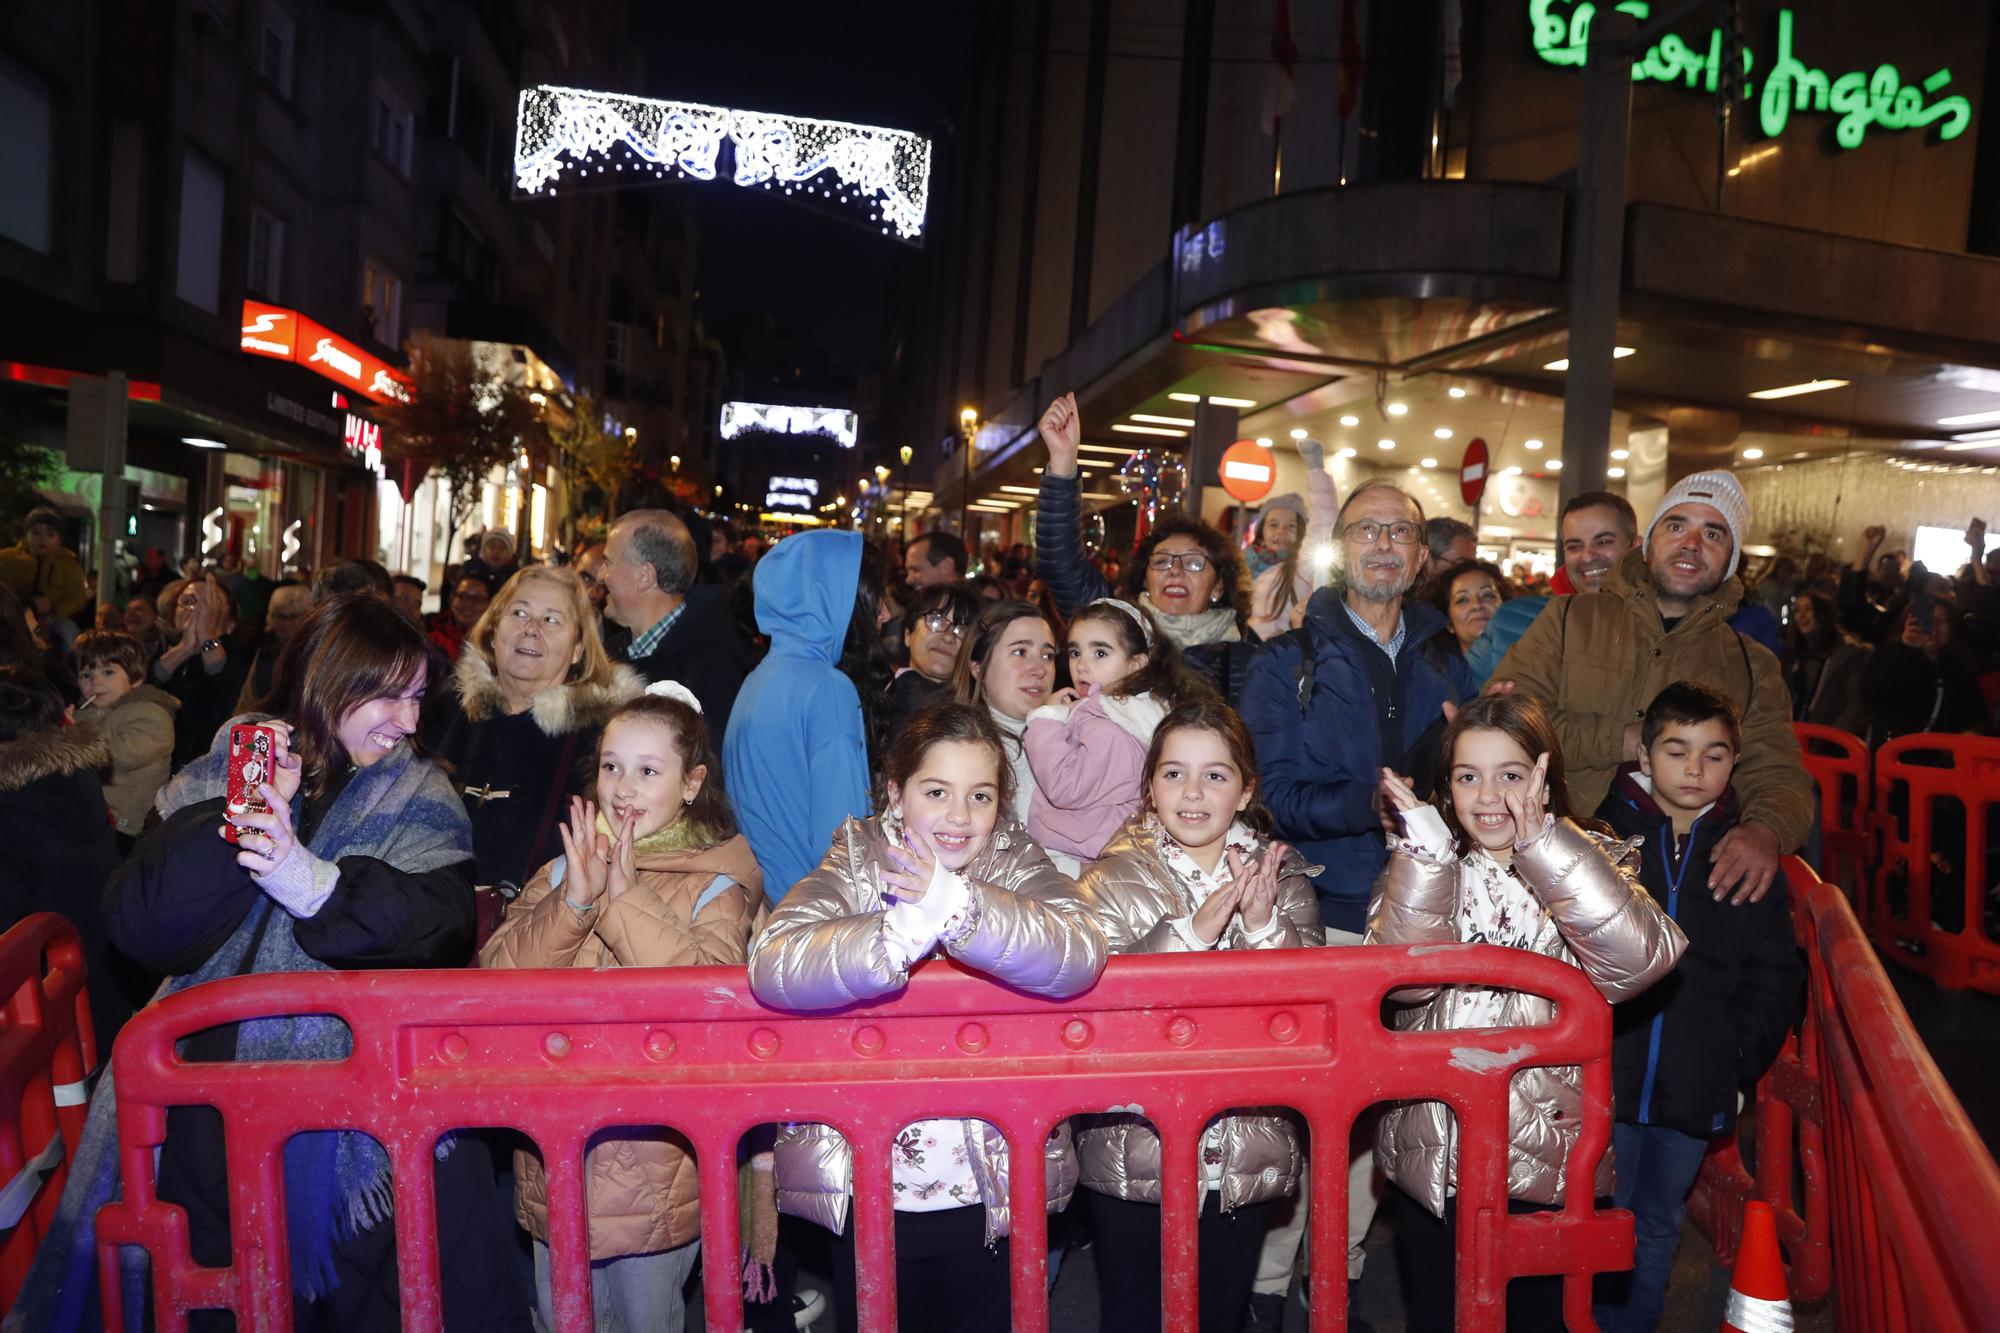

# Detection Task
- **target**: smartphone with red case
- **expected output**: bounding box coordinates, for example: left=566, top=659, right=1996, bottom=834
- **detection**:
left=223, top=724, right=278, bottom=844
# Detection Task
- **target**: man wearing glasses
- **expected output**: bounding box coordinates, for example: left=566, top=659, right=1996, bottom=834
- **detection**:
left=1242, top=478, right=1478, bottom=931
left=1239, top=480, right=1477, bottom=1319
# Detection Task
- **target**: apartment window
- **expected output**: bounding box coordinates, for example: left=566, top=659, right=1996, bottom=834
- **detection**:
left=247, top=206, right=284, bottom=299
left=362, top=261, right=403, bottom=347
left=175, top=149, right=226, bottom=313
left=606, top=322, right=630, bottom=374
left=0, top=52, right=54, bottom=255
left=260, top=5, right=296, bottom=97
left=372, top=93, right=413, bottom=175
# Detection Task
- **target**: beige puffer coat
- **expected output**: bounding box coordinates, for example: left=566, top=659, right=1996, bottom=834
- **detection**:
left=481, top=830, right=765, bottom=1258
left=748, top=814, right=1106, bottom=1244
left=84, top=684, right=177, bottom=835
left=1368, top=817, right=1686, bottom=1219
left=1071, top=818, right=1325, bottom=1211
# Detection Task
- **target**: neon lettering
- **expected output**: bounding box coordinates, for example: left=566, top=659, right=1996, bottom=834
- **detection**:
left=1528, top=1, right=1972, bottom=150
left=307, top=338, right=364, bottom=381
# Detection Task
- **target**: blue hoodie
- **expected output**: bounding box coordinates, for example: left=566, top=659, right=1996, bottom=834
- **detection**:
left=724, top=530, right=872, bottom=904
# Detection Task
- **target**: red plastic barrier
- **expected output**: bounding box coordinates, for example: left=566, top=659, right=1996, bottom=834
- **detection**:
left=0, top=913, right=98, bottom=1311
left=1870, top=732, right=2000, bottom=992
left=1805, top=859, right=2000, bottom=1329
left=1691, top=858, right=2000, bottom=1330
left=1686, top=859, right=1830, bottom=1302
left=99, top=946, right=1637, bottom=1332
left=1792, top=723, right=1871, bottom=897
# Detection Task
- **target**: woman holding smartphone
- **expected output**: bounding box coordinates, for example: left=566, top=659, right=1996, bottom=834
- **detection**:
left=20, top=594, right=529, bottom=1333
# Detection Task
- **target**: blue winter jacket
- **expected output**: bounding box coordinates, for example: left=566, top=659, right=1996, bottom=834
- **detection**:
left=1464, top=594, right=1548, bottom=685
left=723, top=530, right=873, bottom=905
left=1240, top=588, right=1478, bottom=933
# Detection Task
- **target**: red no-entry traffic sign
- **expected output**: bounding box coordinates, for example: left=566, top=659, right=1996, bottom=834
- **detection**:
left=1460, top=437, right=1489, bottom=508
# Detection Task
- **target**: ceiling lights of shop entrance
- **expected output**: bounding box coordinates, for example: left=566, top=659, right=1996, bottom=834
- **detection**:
left=1938, top=409, right=2000, bottom=428
left=1339, top=414, right=1360, bottom=427
left=1543, top=347, right=1636, bottom=372
left=1167, top=392, right=1257, bottom=408
left=182, top=437, right=227, bottom=450
left=1110, top=422, right=1185, bottom=437
left=1748, top=378, right=1850, bottom=400
left=1130, top=413, right=1195, bottom=427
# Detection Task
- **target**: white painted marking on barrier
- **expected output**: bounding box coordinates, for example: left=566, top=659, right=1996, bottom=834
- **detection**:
left=53, top=1075, right=91, bottom=1107
left=1448, top=1043, right=1535, bottom=1072
left=0, top=1132, right=63, bottom=1230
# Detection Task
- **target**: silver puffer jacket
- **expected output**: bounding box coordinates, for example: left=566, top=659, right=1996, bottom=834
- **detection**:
left=1070, top=818, right=1326, bottom=1211
left=748, top=814, right=1106, bottom=1243
left=1368, top=817, right=1686, bottom=1218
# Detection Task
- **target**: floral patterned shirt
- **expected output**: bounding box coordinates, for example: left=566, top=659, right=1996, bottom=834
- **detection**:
left=891, top=1118, right=982, bottom=1212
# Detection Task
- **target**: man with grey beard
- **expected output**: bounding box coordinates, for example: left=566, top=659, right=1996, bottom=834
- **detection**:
left=1239, top=479, right=1476, bottom=1324
left=1243, top=479, right=1478, bottom=927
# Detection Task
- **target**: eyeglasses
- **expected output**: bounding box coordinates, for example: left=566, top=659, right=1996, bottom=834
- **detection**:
left=1147, top=552, right=1211, bottom=574
left=921, top=611, right=967, bottom=636
left=1342, top=520, right=1422, bottom=546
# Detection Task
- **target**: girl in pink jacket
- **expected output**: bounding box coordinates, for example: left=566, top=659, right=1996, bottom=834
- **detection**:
left=1023, top=599, right=1198, bottom=863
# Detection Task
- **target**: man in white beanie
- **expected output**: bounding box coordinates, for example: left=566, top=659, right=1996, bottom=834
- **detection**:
left=1491, top=470, right=1813, bottom=904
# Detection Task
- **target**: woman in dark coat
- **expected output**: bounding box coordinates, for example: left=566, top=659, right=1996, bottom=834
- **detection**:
left=421, top=566, right=642, bottom=894
left=18, top=595, right=530, bottom=1332
left=0, top=665, right=133, bottom=1046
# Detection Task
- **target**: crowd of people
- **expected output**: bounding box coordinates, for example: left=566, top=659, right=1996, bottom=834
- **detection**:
left=2, top=388, right=1973, bottom=1331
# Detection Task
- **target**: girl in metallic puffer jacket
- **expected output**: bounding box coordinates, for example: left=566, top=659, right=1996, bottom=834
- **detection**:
left=1072, top=697, right=1325, bottom=1333
left=747, top=701, right=1106, bottom=1333
left=1371, top=693, right=1686, bottom=1333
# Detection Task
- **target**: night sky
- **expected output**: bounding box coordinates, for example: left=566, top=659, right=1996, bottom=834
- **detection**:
left=631, top=1, right=989, bottom=378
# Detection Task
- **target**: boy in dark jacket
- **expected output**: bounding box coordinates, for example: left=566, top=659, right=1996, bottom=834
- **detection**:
left=1594, top=681, right=1805, bottom=1333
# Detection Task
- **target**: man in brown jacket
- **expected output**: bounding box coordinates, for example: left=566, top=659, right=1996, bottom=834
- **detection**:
left=1492, top=470, right=1812, bottom=904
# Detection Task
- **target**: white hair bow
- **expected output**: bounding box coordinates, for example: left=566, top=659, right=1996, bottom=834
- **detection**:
left=644, top=679, right=703, bottom=713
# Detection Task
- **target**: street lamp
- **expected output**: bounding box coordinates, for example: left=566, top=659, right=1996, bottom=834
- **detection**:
left=899, top=444, right=914, bottom=540
left=670, top=454, right=681, bottom=471
left=958, top=406, right=978, bottom=544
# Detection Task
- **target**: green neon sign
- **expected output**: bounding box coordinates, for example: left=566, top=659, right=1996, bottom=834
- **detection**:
left=1529, top=2, right=1973, bottom=149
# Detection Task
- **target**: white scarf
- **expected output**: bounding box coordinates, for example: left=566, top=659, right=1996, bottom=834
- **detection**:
left=1138, top=594, right=1241, bottom=648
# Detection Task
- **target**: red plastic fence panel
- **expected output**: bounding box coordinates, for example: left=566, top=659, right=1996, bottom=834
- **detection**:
left=0, top=913, right=98, bottom=1312
left=1804, top=859, right=2000, bottom=1330
left=1792, top=723, right=1871, bottom=897
left=1686, top=858, right=1830, bottom=1302
left=99, top=945, right=1637, bottom=1332
left=1870, top=732, right=2000, bottom=992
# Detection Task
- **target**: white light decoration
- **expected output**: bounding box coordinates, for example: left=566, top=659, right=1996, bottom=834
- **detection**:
left=515, top=85, right=933, bottom=242
left=766, top=475, right=821, bottom=510
left=722, top=401, right=859, bottom=449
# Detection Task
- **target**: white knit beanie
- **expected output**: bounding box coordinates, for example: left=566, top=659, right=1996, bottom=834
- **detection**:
left=1645, top=470, right=1750, bottom=578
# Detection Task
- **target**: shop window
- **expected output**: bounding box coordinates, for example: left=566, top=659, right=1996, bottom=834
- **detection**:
left=260, top=5, right=296, bottom=98
left=175, top=149, right=226, bottom=314
left=248, top=205, right=284, bottom=300
left=362, top=260, right=403, bottom=347
left=0, top=52, right=54, bottom=255
left=372, top=93, right=413, bottom=176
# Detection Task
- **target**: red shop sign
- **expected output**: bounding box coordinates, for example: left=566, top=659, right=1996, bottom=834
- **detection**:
left=240, top=301, right=412, bottom=406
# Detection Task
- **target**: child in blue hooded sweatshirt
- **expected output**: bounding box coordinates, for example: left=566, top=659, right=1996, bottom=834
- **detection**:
left=725, top=529, right=880, bottom=906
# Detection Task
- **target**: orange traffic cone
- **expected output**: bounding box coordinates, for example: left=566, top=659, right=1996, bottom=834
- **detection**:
left=1721, top=1200, right=1793, bottom=1332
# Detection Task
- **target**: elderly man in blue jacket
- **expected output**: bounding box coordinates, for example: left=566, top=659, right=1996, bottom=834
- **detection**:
left=1241, top=478, right=1478, bottom=935
left=1239, top=478, right=1476, bottom=1324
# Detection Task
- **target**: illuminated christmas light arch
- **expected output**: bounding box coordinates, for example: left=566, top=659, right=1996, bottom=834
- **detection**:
left=722, top=400, right=859, bottom=449
left=514, top=85, right=933, bottom=242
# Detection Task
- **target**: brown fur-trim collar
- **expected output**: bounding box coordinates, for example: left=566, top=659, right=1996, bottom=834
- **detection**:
left=0, top=726, right=112, bottom=792
left=450, top=647, right=644, bottom=736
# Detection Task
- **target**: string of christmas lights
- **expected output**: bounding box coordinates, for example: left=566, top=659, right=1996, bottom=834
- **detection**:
left=515, top=85, right=933, bottom=241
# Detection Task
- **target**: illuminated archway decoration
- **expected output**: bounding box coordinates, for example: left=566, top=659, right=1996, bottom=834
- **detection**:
left=722, top=401, right=859, bottom=449
left=514, top=85, right=933, bottom=242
